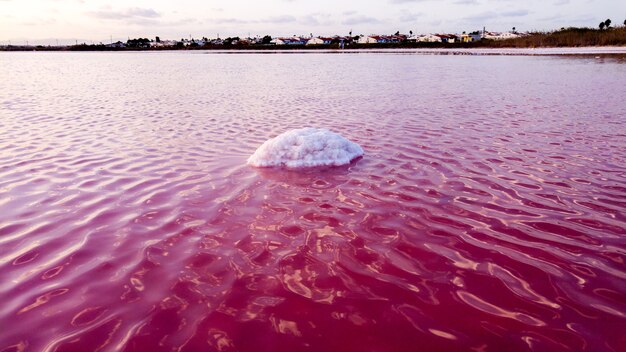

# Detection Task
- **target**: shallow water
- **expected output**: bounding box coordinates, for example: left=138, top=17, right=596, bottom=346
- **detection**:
left=1, top=51, right=625, bottom=352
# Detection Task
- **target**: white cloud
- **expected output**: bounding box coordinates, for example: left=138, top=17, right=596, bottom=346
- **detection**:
left=342, top=15, right=382, bottom=25
left=454, top=0, right=480, bottom=4
left=501, top=9, right=530, bottom=17
left=87, top=7, right=160, bottom=20
left=263, top=15, right=296, bottom=23
left=389, top=0, right=430, bottom=3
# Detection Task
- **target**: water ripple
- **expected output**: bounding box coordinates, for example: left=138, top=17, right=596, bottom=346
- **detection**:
left=1, top=52, right=625, bottom=352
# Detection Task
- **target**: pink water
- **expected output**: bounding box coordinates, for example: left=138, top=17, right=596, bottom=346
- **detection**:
left=1, top=52, right=625, bottom=352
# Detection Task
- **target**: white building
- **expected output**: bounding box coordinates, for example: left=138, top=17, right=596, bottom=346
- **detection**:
left=105, top=41, right=126, bottom=48
left=483, top=32, right=521, bottom=40
left=270, top=37, right=306, bottom=45
left=151, top=40, right=177, bottom=48
left=409, top=34, right=442, bottom=43
left=306, top=37, right=333, bottom=45
left=356, top=36, right=376, bottom=44
left=270, top=38, right=286, bottom=45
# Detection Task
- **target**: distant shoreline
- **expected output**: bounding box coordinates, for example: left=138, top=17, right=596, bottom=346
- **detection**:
left=3, top=27, right=625, bottom=52
left=2, top=46, right=626, bottom=56
left=2, top=43, right=626, bottom=52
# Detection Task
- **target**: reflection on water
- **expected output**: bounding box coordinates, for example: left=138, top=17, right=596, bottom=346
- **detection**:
left=0, top=51, right=625, bottom=352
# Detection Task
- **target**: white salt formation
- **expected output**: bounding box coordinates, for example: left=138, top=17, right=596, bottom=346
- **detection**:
left=248, top=128, right=364, bottom=168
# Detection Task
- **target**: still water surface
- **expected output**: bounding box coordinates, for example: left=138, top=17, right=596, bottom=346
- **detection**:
left=1, top=51, right=625, bottom=351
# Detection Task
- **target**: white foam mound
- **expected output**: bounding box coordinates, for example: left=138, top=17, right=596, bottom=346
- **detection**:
left=248, top=128, right=364, bottom=168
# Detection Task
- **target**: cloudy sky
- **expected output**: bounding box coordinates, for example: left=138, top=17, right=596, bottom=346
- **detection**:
left=1, top=0, right=624, bottom=45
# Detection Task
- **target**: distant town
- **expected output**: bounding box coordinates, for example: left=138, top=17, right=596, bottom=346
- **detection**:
left=3, top=29, right=525, bottom=50
left=2, top=20, right=625, bottom=50
left=104, top=28, right=524, bottom=49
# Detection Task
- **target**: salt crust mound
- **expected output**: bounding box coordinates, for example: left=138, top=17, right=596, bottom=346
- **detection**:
left=248, top=128, right=364, bottom=168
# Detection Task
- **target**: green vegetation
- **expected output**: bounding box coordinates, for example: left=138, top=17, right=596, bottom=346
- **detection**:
left=483, top=26, right=626, bottom=48
left=126, top=38, right=151, bottom=48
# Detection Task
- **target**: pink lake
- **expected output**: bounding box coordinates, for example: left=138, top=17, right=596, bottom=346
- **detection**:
left=0, top=51, right=625, bottom=352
